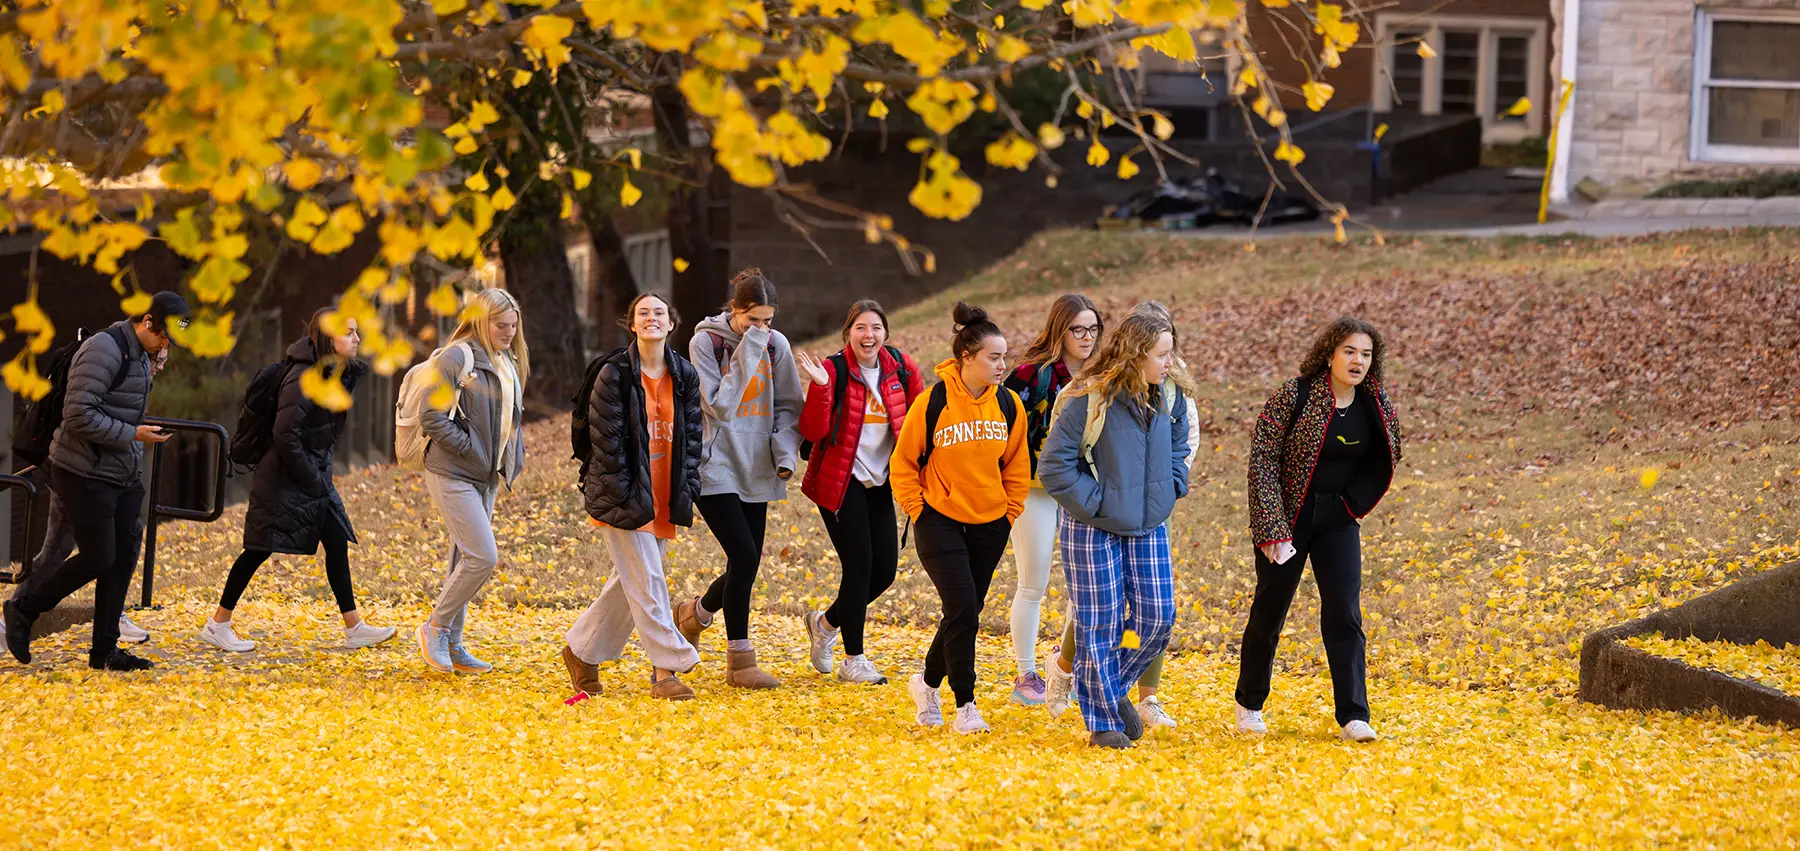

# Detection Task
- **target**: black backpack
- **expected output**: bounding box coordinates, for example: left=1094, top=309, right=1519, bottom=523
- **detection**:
left=916, top=380, right=1019, bottom=471
left=1285, top=374, right=1313, bottom=438
left=570, top=352, right=613, bottom=481
left=799, top=346, right=910, bottom=461
left=228, top=360, right=296, bottom=469
left=11, top=325, right=133, bottom=467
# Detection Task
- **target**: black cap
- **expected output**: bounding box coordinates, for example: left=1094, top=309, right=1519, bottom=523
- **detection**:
left=148, top=291, right=191, bottom=331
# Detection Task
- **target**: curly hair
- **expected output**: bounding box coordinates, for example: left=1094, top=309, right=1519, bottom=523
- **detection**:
left=1297, top=316, right=1386, bottom=385
left=1019, top=293, right=1102, bottom=367
left=1065, top=312, right=1198, bottom=412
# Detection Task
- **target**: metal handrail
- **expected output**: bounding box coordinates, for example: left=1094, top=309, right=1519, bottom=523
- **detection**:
left=0, top=472, right=38, bottom=584
left=140, top=416, right=229, bottom=607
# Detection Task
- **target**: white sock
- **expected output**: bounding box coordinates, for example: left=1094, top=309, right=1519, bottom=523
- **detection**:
left=727, top=638, right=752, bottom=652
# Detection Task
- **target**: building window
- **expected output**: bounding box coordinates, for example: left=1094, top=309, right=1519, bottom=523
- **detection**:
left=1692, top=12, right=1800, bottom=164
left=1373, top=15, right=1547, bottom=143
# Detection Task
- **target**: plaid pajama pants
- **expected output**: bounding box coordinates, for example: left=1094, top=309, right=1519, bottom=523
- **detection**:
left=1059, top=512, right=1177, bottom=734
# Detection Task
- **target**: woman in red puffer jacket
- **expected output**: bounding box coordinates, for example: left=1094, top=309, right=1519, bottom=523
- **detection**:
left=795, top=299, right=926, bottom=685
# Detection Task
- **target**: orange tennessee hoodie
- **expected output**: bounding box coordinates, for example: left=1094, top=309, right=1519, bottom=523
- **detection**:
left=890, top=359, right=1030, bottom=525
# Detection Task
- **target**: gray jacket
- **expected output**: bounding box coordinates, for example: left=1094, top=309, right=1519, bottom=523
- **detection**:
left=690, top=313, right=803, bottom=502
left=50, top=321, right=151, bottom=487
left=1039, top=390, right=1190, bottom=538
left=422, top=342, right=525, bottom=488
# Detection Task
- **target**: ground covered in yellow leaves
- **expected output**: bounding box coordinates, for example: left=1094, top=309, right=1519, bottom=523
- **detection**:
left=2, top=603, right=1796, bottom=849
left=1627, top=633, right=1800, bottom=698
left=7, top=230, right=1800, bottom=847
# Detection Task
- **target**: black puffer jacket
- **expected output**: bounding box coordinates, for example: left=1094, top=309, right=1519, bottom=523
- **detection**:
left=582, top=343, right=702, bottom=530
left=242, top=335, right=365, bottom=555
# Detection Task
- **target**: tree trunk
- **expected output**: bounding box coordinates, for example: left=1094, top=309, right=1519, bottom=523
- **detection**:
left=653, top=80, right=721, bottom=353
left=582, top=210, right=638, bottom=352
left=498, top=204, right=584, bottom=414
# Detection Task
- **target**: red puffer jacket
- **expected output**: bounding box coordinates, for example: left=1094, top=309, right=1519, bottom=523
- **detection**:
left=799, top=345, right=926, bottom=512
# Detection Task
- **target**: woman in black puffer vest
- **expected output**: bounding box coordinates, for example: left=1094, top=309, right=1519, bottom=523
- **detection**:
left=198, top=308, right=396, bottom=653
left=560, top=293, right=706, bottom=702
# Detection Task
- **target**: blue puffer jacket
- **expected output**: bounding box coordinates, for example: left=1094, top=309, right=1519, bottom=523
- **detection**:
left=1038, top=390, right=1190, bottom=538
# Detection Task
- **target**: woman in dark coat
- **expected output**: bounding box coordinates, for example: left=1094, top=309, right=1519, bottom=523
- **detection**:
left=198, top=308, right=395, bottom=652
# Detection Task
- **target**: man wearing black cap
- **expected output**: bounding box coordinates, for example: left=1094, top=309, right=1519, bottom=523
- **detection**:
left=4, top=291, right=189, bottom=670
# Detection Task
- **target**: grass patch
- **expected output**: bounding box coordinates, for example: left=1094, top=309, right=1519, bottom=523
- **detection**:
left=1481, top=137, right=1548, bottom=169
left=1649, top=170, right=1800, bottom=199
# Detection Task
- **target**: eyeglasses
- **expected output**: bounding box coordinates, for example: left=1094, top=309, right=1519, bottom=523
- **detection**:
left=1069, top=325, right=1101, bottom=340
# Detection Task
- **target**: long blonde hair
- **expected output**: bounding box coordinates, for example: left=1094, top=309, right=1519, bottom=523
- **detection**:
left=1065, top=312, right=1198, bottom=413
left=1020, top=293, right=1102, bottom=367
left=449, top=287, right=531, bottom=383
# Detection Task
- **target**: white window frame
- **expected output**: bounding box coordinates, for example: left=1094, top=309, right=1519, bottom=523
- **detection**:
left=1372, top=14, right=1548, bottom=144
left=1690, top=9, right=1800, bottom=165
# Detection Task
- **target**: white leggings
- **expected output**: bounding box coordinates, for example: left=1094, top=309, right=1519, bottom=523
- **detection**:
left=1008, top=488, right=1060, bottom=673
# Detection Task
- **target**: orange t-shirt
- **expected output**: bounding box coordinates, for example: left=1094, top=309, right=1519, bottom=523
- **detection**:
left=643, top=371, right=678, bottom=539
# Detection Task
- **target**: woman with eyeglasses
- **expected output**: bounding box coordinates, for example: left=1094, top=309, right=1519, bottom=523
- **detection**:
left=1000, top=294, right=1103, bottom=705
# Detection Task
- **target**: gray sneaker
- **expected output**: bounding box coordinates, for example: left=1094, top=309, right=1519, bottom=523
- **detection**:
left=804, top=611, right=838, bottom=675
left=417, top=623, right=452, bottom=673
left=908, top=674, right=944, bottom=727
left=450, top=643, right=492, bottom=674
left=837, top=656, right=888, bottom=685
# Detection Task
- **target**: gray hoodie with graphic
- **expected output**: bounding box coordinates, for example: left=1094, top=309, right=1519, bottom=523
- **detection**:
left=690, top=313, right=804, bottom=502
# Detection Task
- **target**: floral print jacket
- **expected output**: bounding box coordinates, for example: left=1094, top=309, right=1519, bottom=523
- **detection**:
left=1247, top=374, right=1403, bottom=547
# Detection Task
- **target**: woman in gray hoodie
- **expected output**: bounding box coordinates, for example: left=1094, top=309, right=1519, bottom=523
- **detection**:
left=415, top=288, right=528, bottom=675
left=674, top=269, right=804, bottom=689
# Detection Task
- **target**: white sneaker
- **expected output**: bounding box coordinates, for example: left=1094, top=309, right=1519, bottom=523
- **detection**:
left=344, top=622, right=397, bottom=650
left=118, top=614, right=150, bottom=644
left=803, top=611, right=838, bottom=675
left=952, top=703, right=991, bottom=735
left=1235, top=703, right=1267, bottom=734
left=1045, top=662, right=1075, bottom=718
left=1341, top=720, right=1379, bottom=742
left=837, top=655, right=888, bottom=685
left=908, top=674, right=944, bottom=727
left=1140, top=695, right=1179, bottom=729
left=198, top=620, right=256, bottom=653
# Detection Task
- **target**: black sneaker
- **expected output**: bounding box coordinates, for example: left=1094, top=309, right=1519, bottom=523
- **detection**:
left=1117, top=697, right=1144, bottom=742
left=90, top=648, right=155, bottom=672
left=1089, top=730, right=1134, bottom=749
left=3, top=599, right=31, bottom=664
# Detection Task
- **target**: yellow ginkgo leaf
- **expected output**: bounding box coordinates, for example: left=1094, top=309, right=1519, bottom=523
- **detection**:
left=491, top=185, right=516, bottom=211
left=620, top=177, right=643, bottom=207
left=673, top=257, right=690, bottom=273
left=1504, top=96, right=1532, bottom=116
left=1640, top=468, right=1661, bottom=489
left=1374, top=122, right=1390, bottom=141
left=283, top=158, right=323, bottom=190
left=464, top=171, right=491, bottom=192
left=301, top=364, right=353, bottom=412
left=1119, top=629, right=1141, bottom=650
left=571, top=168, right=592, bottom=190
left=119, top=290, right=152, bottom=317
left=1275, top=139, right=1306, bottom=166
left=1417, top=40, right=1437, bottom=59
left=1117, top=156, right=1140, bottom=180
left=510, top=69, right=532, bottom=88
left=1037, top=123, right=1066, bottom=150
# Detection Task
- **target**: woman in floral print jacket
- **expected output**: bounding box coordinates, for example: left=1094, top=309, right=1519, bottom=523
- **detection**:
left=1235, top=316, right=1402, bottom=743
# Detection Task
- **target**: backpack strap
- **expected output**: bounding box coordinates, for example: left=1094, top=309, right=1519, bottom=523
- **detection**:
left=1285, top=375, right=1312, bottom=438
left=819, top=352, right=853, bottom=450
left=916, top=382, right=950, bottom=471
left=104, top=325, right=135, bottom=394
left=885, top=346, right=910, bottom=394
left=710, top=331, right=734, bottom=375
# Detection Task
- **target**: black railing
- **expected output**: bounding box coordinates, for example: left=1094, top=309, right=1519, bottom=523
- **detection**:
left=140, top=416, right=229, bottom=608
left=0, top=472, right=37, bottom=584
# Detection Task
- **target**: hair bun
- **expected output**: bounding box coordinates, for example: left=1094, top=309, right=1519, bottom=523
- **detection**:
left=952, top=301, right=987, bottom=329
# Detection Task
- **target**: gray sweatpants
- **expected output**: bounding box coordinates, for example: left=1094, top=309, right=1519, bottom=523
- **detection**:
left=425, top=472, right=500, bottom=637
left=565, top=525, right=699, bottom=672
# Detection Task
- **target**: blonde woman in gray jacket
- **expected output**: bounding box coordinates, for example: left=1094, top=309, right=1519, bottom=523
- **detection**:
left=415, top=288, right=528, bottom=675
left=674, top=268, right=804, bottom=689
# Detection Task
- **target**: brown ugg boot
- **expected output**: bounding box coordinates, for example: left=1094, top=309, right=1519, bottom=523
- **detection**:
left=674, top=596, right=709, bottom=650
left=725, top=649, right=781, bottom=689
left=561, top=645, right=602, bottom=695
left=650, top=673, right=695, bottom=700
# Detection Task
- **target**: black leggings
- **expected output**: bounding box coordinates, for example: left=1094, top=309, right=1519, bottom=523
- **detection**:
left=1234, top=496, right=1368, bottom=725
left=916, top=505, right=1012, bottom=707
left=697, top=493, right=769, bottom=641
left=820, top=481, right=898, bottom=657
left=220, top=518, right=357, bottom=613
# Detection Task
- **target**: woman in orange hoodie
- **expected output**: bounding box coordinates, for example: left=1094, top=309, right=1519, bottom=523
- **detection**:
left=891, top=302, right=1030, bottom=734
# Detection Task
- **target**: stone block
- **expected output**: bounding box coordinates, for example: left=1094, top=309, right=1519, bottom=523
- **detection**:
left=1620, top=128, right=1663, bottom=155
left=1698, top=198, right=1759, bottom=215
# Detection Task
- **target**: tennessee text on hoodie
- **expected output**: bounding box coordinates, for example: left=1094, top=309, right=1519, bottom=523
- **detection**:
left=889, top=358, right=1030, bottom=525
left=690, top=312, right=804, bottom=503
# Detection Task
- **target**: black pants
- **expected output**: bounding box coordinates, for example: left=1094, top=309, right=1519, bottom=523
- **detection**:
left=1234, top=495, right=1369, bottom=725
left=916, top=505, right=1012, bottom=707
left=820, top=481, right=898, bottom=657
left=11, top=465, right=145, bottom=659
left=697, top=493, right=768, bottom=641
left=219, top=518, right=357, bottom=613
